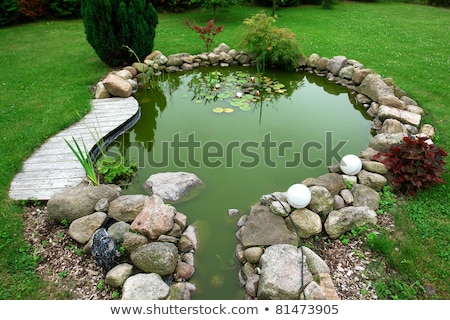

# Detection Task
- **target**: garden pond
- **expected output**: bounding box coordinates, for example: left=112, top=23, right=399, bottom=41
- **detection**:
left=105, top=66, right=373, bottom=299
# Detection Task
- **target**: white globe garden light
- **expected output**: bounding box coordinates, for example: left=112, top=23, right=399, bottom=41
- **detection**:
left=340, top=154, right=362, bottom=176
left=286, top=184, right=311, bottom=209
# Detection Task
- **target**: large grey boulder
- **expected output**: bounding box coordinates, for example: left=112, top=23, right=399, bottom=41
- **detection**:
left=378, top=105, right=421, bottom=127
left=130, top=242, right=178, bottom=276
left=307, top=186, right=334, bottom=216
left=47, top=184, right=120, bottom=223
left=102, top=74, right=132, bottom=98
left=68, top=211, right=107, bottom=244
left=352, top=184, right=380, bottom=211
left=379, top=118, right=408, bottom=135
left=357, top=170, right=387, bottom=191
left=105, top=263, right=134, bottom=288
left=324, top=206, right=378, bottom=239
left=327, top=55, right=347, bottom=76
left=108, top=194, right=147, bottom=222
left=122, top=273, right=170, bottom=300
left=310, top=173, right=346, bottom=195
left=356, top=73, right=394, bottom=102
left=368, top=132, right=407, bottom=152
left=302, top=246, right=330, bottom=275
left=286, top=208, right=322, bottom=239
left=352, top=68, right=372, bottom=85
left=143, top=171, right=205, bottom=203
left=236, top=204, right=297, bottom=248
left=166, top=53, right=189, bottom=67
left=258, top=244, right=313, bottom=300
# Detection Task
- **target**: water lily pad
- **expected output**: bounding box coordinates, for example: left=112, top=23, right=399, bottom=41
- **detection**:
left=212, top=107, right=224, bottom=113
left=237, top=72, right=250, bottom=78
left=223, top=108, right=234, bottom=113
left=217, top=92, right=230, bottom=99
left=242, top=94, right=254, bottom=100
left=229, top=101, right=242, bottom=107
left=239, top=104, right=251, bottom=111
left=273, top=83, right=285, bottom=89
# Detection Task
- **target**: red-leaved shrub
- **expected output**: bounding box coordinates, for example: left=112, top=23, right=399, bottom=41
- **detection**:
left=374, top=135, right=447, bottom=195
left=184, top=18, right=224, bottom=52
left=18, top=0, right=47, bottom=19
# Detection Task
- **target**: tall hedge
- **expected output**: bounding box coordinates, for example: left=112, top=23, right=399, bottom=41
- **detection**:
left=81, top=0, right=158, bottom=67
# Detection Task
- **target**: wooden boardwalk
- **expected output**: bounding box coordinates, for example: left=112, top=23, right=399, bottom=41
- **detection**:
left=8, top=97, right=140, bottom=201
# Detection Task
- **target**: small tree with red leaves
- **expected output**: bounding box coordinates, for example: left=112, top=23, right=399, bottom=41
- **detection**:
left=184, top=18, right=224, bottom=52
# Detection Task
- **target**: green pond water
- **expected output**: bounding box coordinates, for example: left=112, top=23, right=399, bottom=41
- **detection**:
left=106, top=66, right=373, bottom=299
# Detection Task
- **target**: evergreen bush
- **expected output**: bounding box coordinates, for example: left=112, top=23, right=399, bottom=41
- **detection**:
left=49, top=0, right=81, bottom=17
left=80, top=0, right=158, bottom=67
left=0, top=0, right=21, bottom=26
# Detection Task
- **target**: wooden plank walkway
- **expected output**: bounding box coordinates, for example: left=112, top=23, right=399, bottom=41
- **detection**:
left=8, top=97, right=140, bottom=201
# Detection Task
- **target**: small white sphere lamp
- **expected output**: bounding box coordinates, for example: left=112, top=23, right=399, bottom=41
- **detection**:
left=286, top=184, right=311, bottom=209
left=340, top=154, right=362, bottom=176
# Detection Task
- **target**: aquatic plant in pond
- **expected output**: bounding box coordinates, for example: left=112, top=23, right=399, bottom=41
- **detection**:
left=185, top=69, right=303, bottom=116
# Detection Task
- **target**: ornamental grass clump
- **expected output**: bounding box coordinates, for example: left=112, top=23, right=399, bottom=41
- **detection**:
left=239, top=11, right=303, bottom=70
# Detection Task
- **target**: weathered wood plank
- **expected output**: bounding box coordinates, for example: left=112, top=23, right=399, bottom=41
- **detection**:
left=8, top=97, right=139, bottom=201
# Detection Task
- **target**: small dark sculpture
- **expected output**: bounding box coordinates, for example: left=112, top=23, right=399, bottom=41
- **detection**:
left=91, top=228, right=119, bottom=272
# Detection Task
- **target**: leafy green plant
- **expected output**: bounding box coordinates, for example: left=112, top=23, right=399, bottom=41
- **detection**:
left=374, top=135, right=447, bottom=195
left=377, top=185, right=397, bottom=214
left=64, top=136, right=99, bottom=186
left=61, top=218, right=69, bottom=227
left=96, top=156, right=137, bottom=186
left=184, top=18, right=224, bottom=52
left=375, top=279, right=424, bottom=300
left=112, top=291, right=120, bottom=299
left=366, top=232, right=394, bottom=256
left=339, top=234, right=349, bottom=245
left=57, top=270, right=68, bottom=279
left=239, top=11, right=303, bottom=70
left=97, top=278, right=105, bottom=290
left=66, top=244, right=84, bottom=256
left=345, top=179, right=353, bottom=190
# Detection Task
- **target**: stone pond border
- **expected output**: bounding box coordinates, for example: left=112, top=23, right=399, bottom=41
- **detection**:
left=51, top=43, right=436, bottom=300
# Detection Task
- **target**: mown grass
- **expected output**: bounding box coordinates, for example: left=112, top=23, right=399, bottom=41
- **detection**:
left=0, top=2, right=448, bottom=299
left=0, top=20, right=109, bottom=299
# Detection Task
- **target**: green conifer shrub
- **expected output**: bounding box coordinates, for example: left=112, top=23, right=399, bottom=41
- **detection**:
left=80, top=0, right=158, bottom=67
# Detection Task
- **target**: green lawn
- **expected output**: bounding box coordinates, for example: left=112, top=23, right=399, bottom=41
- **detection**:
left=0, top=2, right=448, bottom=299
